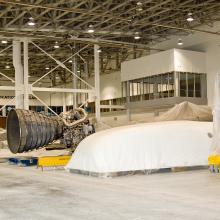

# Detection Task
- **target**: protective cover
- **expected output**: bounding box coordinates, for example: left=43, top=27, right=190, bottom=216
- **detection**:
left=155, top=101, right=212, bottom=122
left=211, top=73, right=220, bottom=154
left=66, top=121, right=212, bottom=176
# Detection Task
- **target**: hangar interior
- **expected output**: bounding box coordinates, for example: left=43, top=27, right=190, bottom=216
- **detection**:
left=1, top=1, right=220, bottom=219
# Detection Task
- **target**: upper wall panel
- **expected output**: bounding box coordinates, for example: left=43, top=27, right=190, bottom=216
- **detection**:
left=121, top=49, right=174, bottom=82
left=121, top=49, right=206, bottom=82
left=174, top=49, right=206, bottom=73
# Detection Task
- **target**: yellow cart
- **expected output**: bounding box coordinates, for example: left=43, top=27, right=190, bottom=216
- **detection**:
left=208, top=155, right=220, bottom=173
left=38, top=155, right=71, bottom=170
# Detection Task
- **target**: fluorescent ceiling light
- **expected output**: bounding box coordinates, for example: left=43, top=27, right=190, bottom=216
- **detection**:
left=28, top=17, right=35, bottom=26
left=5, top=65, right=10, bottom=69
left=88, top=25, right=94, bottom=33
left=177, top=38, right=183, bottom=45
left=134, top=32, right=141, bottom=40
left=186, top=13, right=194, bottom=22
left=134, top=35, right=141, bottom=40
left=137, top=1, right=143, bottom=11
left=54, top=41, right=59, bottom=49
left=97, top=49, right=102, bottom=53
left=45, top=67, right=50, bottom=70
left=1, top=40, right=7, bottom=44
left=68, top=60, right=73, bottom=63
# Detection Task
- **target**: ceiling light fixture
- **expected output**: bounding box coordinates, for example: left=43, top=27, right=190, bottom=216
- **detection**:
left=28, top=17, right=35, bottom=26
left=137, top=1, right=143, bottom=11
left=68, top=60, right=73, bottom=63
left=1, top=40, right=7, bottom=44
left=87, top=24, right=94, bottom=33
left=54, top=41, right=59, bottom=49
left=177, top=38, right=183, bottom=45
left=186, top=13, right=194, bottom=22
left=134, top=32, right=141, bottom=40
left=45, top=67, right=50, bottom=70
left=5, top=65, right=10, bottom=69
left=97, top=49, right=102, bottom=53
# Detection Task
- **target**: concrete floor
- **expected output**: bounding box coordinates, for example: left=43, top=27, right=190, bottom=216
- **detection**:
left=0, top=165, right=220, bottom=220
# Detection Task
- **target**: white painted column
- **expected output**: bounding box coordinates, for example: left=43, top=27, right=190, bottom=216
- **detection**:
left=62, top=93, right=66, bottom=113
left=109, top=99, right=112, bottom=112
left=2, top=107, right=6, bottom=117
left=44, top=107, right=48, bottom=115
left=72, top=56, right=77, bottom=109
left=174, top=71, right=179, bottom=97
left=94, top=44, right=101, bottom=121
left=84, top=62, right=89, bottom=103
left=23, top=38, right=29, bottom=110
left=13, top=40, right=24, bottom=109
left=126, top=81, right=131, bottom=121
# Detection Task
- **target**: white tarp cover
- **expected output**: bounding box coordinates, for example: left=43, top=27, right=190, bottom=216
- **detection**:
left=66, top=121, right=212, bottom=174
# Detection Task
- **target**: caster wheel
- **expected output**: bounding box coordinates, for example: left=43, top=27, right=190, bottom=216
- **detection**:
left=209, top=165, right=214, bottom=173
left=214, top=165, right=219, bottom=173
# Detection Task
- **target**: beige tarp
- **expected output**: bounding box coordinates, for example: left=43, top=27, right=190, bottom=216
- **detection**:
left=155, top=101, right=212, bottom=122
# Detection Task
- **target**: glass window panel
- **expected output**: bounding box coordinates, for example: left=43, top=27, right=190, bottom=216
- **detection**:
left=133, top=82, right=138, bottom=96
left=129, top=82, right=133, bottom=96
left=188, top=73, right=194, bottom=97
left=180, top=72, right=187, bottom=97
left=168, top=72, right=174, bottom=97
left=149, top=76, right=154, bottom=99
left=195, top=74, right=201, bottom=97
left=161, top=73, right=169, bottom=98
left=143, top=77, right=149, bottom=100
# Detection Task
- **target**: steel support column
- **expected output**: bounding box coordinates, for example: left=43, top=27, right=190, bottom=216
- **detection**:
left=94, top=44, right=101, bottom=121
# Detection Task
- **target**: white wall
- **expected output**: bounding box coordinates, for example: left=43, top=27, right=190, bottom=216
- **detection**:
left=205, top=43, right=220, bottom=106
left=121, top=49, right=174, bottom=81
left=100, top=71, right=121, bottom=100
left=174, top=49, right=206, bottom=73
left=87, top=71, right=121, bottom=102
left=121, top=49, right=206, bottom=82
left=0, top=91, right=63, bottom=106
